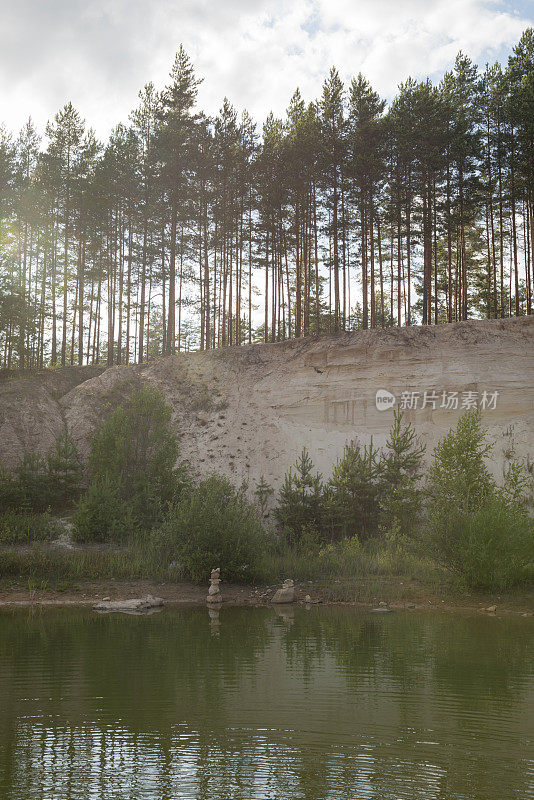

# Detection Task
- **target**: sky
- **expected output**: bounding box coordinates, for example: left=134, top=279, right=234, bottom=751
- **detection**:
left=0, top=0, right=532, bottom=141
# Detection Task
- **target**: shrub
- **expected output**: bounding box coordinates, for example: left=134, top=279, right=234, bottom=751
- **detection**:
left=15, top=451, right=51, bottom=512
left=0, top=431, right=82, bottom=514
left=73, top=480, right=138, bottom=544
left=317, top=535, right=363, bottom=574
left=0, top=466, right=21, bottom=513
left=254, top=475, right=274, bottom=517
left=152, top=475, right=265, bottom=583
left=499, top=461, right=531, bottom=507
left=325, top=441, right=382, bottom=541
left=0, top=510, right=60, bottom=544
left=88, top=386, right=186, bottom=528
left=426, top=410, right=534, bottom=589
left=451, top=497, right=534, bottom=591
left=427, top=410, right=493, bottom=540
left=274, top=449, right=325, bottom=543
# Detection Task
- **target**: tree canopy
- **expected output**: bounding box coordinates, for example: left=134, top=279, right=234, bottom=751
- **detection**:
left=0, top=30, right=532, bottom=369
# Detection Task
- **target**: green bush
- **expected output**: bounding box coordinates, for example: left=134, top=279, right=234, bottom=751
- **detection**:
left=427, top=410, right=494, bottom=537
left=152, top=475, right=265, bottom=583
left=0, top=431, right=82, bottom=514
left=14, top=451, right=51, bottom=512
left=426, top=410, right=534, bottom=589
left=451, top=497, right=534, bottom=590
left=316, top=535, right=363, bottom=573
left=0, top=466, right=21, bottom=513
left=87, top=386, right=186, bottom=528
left=73, top=480, right=139, bottom=544
left=0, top=510, right=60, bottom=544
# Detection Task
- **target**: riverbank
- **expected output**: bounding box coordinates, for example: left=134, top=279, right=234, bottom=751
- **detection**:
left=1, top=577, right=533, bottom=617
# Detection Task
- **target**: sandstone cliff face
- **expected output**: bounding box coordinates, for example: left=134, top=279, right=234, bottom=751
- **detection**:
left=1, top=318, right=532, bottom=493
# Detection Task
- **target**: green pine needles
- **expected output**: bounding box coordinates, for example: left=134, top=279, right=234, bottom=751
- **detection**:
left=275, top=410, right=426, bottom=543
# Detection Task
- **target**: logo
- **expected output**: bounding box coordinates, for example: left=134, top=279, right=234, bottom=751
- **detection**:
left=375, top=389, right=396, bottom=411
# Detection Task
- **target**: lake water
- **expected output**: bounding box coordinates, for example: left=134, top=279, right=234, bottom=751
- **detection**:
left=0, top=605, right=533, bottom=800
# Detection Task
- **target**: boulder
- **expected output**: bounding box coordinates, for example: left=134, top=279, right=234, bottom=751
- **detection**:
left=272, top=579, right=295, bottom=604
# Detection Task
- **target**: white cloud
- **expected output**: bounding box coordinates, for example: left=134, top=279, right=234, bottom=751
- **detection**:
left=0, top=0, right=530, bottom=140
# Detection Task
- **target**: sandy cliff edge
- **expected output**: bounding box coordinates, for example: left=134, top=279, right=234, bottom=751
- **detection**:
left=0, top=317, right=532, bottom=494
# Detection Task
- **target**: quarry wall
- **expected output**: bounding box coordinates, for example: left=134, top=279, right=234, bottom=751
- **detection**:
left=0, top=317, right=532, bottom=493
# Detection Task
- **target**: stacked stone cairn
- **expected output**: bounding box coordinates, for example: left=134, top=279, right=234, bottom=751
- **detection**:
left=207, top=568, right=222, bottom=604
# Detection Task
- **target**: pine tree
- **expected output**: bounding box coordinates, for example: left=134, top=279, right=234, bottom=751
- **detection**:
left=320, top=68, right=346, bottom=331
left=46, top=430, right=83, bottom=507
left=326, top=440, right=381, bottom=541
left=157, top=46, right=201, bottom=354
left=0, top=33, right=531, bottom=368
left=379, top=410, right=425, bottom=533
left=274, top=448, right=324, bottom=543
left=348, top=74, right=386, bottom=328
left=45, top=103, right=85, bottom=365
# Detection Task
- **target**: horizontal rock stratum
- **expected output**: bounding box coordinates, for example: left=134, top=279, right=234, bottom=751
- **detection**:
left=1, top=317, right=532, bottom=493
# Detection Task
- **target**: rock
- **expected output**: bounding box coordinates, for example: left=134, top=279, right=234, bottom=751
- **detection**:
left=272, top=579, right=295, bottom=604
left=486, top=605, right=497, bottom=613
left=378, top=601, right=388, bottom=607
left=272, top=587, right=295, bottom=603
left=303, top=594, right=321, bottom=604
left=405, top=602, right=416, bottom=609
left=93, top=595, right=163, bottom=614
left=206, top=593, right=222, bottom=604
left=371, top=607, right=393, bottom=613
left=102, top=596, right=111, bottom=602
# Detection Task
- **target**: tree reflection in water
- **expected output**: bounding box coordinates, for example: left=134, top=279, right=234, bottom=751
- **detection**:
left=0, top=606, right=532, bottom=800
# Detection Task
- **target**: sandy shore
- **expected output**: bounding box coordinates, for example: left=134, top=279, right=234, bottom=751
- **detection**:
left=0, top=579, right=532, bottom=617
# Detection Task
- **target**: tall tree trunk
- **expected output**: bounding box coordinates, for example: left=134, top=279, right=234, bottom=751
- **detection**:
left=167, top=206, right=177, bottom=353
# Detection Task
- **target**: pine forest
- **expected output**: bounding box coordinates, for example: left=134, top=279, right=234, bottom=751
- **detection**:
left=0, top=31, right=533, bottom=368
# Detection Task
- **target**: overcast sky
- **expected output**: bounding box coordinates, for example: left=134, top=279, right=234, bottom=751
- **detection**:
left=0, top=0, right=532, bottom=140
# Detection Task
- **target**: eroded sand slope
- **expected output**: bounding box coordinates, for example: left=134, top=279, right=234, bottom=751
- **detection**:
left=1, top=318, right=532, bottom=492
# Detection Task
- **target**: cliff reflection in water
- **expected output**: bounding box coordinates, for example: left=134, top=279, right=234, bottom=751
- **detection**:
left=0, top=606, right=533, bottom=800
